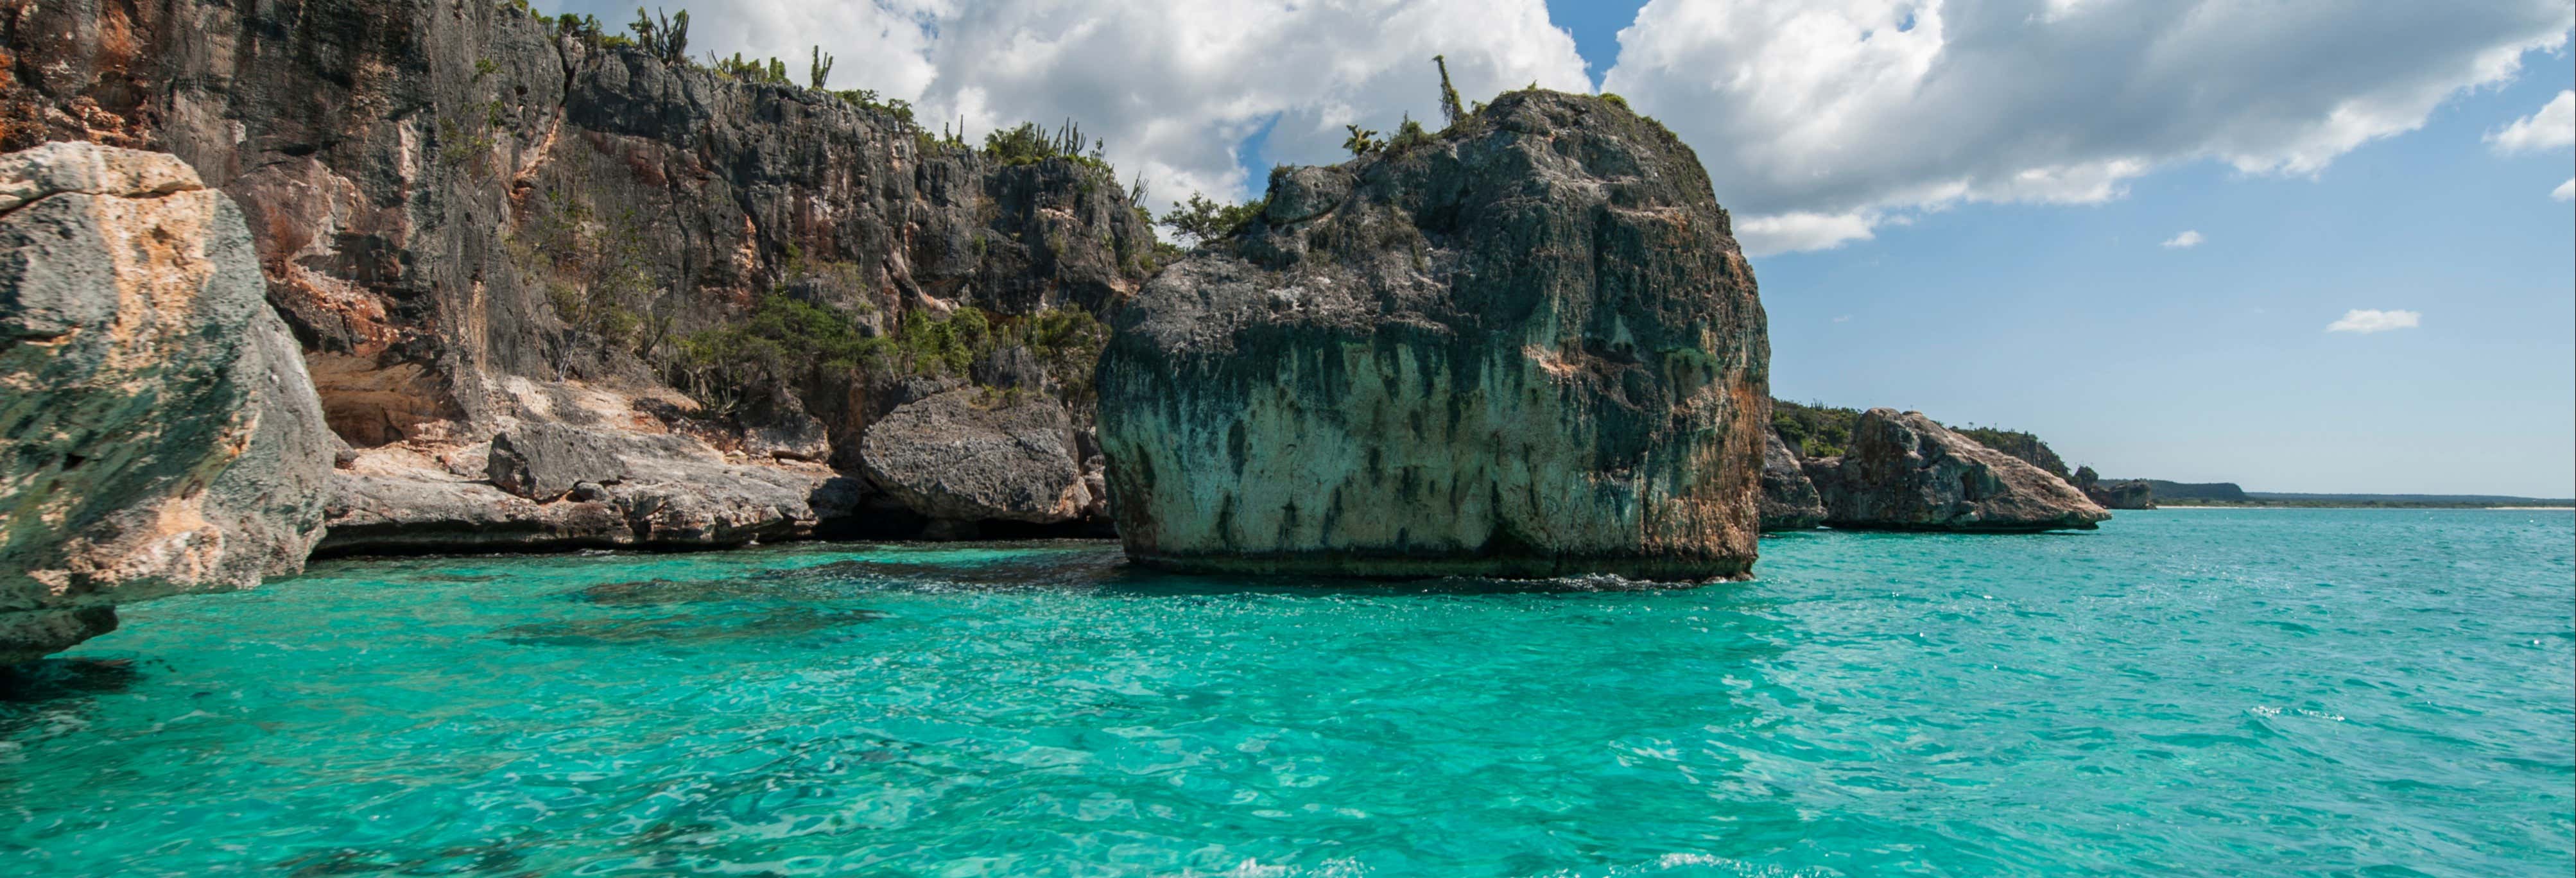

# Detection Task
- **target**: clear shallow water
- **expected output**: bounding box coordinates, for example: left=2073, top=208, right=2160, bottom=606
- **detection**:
left=6, top=510, right=2570, bottom=876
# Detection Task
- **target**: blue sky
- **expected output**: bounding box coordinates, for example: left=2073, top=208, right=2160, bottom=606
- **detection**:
left=1554, top=1, right=2575, bottom=495
left=561, top=0, right=2575, bottom=495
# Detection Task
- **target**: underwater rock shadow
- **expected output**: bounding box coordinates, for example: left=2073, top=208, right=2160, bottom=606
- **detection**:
left=489, top=607, right=890, bottom=648
left=0, top=656, right=145, bottom=703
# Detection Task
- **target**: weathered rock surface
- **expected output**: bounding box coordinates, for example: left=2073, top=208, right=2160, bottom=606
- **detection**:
left=1098, top=90, right=1770, bottom=580
left=0, top=142, right=333, bottom=663
left=2074, top=466, right=2156, bottom=510
left=488, top=423, right=641, bottom=502
left=860, top=389, right=1091, bottom=533
left=3, top=0, right=1145, bottom=547
left=1802, top=409, right=2109, bottom=532
left=320, top=438, right=862, bottom=555
left=1759, top=432, right=1827, bottom=531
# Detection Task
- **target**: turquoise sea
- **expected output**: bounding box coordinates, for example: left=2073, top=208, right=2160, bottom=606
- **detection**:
left=5, top=509, right=2570, bottom=875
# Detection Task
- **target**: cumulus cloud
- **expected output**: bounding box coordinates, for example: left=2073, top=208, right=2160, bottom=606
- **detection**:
left=2488, top=89, right=2576, bottom=153
left=2326, top=309, right=2422, bottom=334
left=553, top=0, right=1588, bottom=218
left=1600, top=0, right=2573, bottom=255
left=2161, top=230, right=2204, bottom=248
left=556, top=1, right=2570, bottom=254
left=2555, top=178, right=2575, bottom=202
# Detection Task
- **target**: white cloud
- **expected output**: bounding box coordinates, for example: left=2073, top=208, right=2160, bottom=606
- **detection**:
left=551, top=1, right=1589, bottom=220
left=2161, top=230, right=2204, bottom=248
left=556, top=1, right=2570, bottom=253
left=2553, top=178, right=2574, bottom=202
left=2489, top=89, right=2576, bottom=153
left=1600, top=0, right=2574, bottom=255
left=914, top=0, right=1589, bottom=216
left=2326, top=309, right=2422, bottom=334
left=1733, top=210, right=1880, bottom=255
left=1831, top=314, right=1853, bottom=323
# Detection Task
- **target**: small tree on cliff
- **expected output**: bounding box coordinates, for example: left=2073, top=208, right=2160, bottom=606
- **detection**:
left=628, top=7, right=689, bottom=63
left=809, top=47, right=834, bottom=89
left=1342, top=123, right=1382, bottom=157
left=1433, top=55, right=1465, bottom=126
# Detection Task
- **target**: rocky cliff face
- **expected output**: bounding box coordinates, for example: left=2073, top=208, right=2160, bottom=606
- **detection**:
left=1956, top=426, right=2071, bottom=481
left=0, top=142, right=334, bottom=662
left=1098, top=90, right=1770, bottom=580
left=1802, top=409, right=2109, bottom=532
left=2, top=0, right=1151, bottom=549
left=1759, top=431, right=1826, bottom=531
left=2073, top=466, right=2155, bottom=510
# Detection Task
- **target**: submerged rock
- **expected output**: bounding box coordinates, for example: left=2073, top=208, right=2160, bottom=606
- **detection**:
left=1097, top=90, right=1770, bottom=580
left=0, top=142, right=333, bottom=663
left=1802, top=409, right=2109, bottom=531
left=860, top=389, right=1091, bottom=532
left=1759, top=432, right=1827, bottom=531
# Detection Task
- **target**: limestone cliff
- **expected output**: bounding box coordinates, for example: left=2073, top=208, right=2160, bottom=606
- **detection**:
left=2, top=0, right=1151, bottom=548
left=1802, top=409, right=2109, bottom=531
left=1098, top=90, right=1770, bottom=580
left=0, top=142, right=334, bottom=662
left=2074, top=466, right=2156, bottom=510
left=1759, top=431, right=1826, bottom=531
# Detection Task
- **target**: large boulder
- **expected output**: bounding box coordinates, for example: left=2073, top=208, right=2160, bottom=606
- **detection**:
left=1802, top=409, right=2110, bottom=531
left=0, top=142, right=334, bottom=663
left=487, top=422, right=637, bottom=502
left=1759, top=432, right=1827, bottom=531
left=1097, top=90, right=1770, bottom=580
left=860, top=389, right=1091, bottom=531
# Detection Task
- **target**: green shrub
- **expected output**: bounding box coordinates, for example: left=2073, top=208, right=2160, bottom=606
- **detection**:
left=669, top=295, right=888, bottom=413
left=1342, top=123, right=1383, bottom=157
left=1385, top=115, right=1434, bottom=153
left=1159, top=192, right=1266, bottom=245
left=628, top=7, right=689, bottom=63
left=981, top=119, right=1112, bottom=176
left=709, top=52, right=789, bottom=85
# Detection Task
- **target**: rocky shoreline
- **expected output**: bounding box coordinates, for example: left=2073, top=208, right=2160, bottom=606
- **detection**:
left=1, top=3, right=2119, bottom=662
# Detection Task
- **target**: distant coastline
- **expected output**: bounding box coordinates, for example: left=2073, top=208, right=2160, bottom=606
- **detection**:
left=2154, top=499, right=2576, bottom=510
left=2117, top=479, right=2573, bottom=510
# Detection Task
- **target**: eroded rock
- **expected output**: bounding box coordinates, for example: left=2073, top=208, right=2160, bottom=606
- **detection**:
left=1098, top=90, right=1770, bottom=580
left=860, top=389, right=1089, bottom=529
left=2074, top=466, right=2156, bottom=510
left=0, top=142, right=333, bottom=663
left=1802, top=409, right=2109, bottom=532
left=1759, top=432, right=1827, bottom=532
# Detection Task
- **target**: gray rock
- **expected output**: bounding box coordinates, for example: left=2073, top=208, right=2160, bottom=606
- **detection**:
left=322, top=451, right=864, bottom=555
left=1097, top=90, right=1770, bottom=580
left=1802, top=409, right=2111, bottom=532
left=2073, top=466, right=2156, bottom=510
left=1759, top=432, right=1827, bottom=531
left=971, top=344, right=1048, bottom=392
left=860, top=389, right=1089, bottom=526
left=742, top=394, right=833, bottom=463
left=487, top=424, right=631, bottom=502
left=0, top=142, right=332, bottom=664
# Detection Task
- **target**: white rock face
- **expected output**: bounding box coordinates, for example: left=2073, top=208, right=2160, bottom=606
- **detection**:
left=0, top=142, right=334, bottom=664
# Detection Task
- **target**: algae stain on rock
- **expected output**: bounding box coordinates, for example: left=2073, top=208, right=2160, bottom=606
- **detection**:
left=1098, top=90, right=1769, bottom=581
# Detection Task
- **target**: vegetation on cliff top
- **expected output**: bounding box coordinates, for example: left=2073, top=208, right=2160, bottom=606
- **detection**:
left=1772, top=399, right=2093, bottom=482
